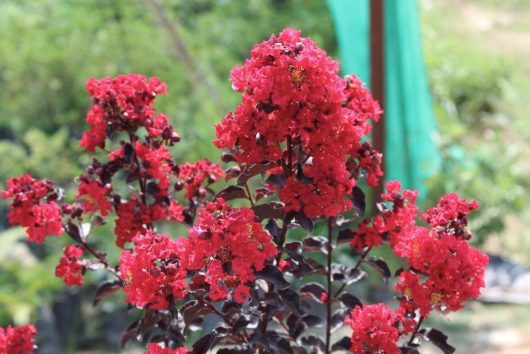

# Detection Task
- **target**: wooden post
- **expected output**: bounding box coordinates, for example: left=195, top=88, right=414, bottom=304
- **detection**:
left=370, top=0, right=385, bottom=203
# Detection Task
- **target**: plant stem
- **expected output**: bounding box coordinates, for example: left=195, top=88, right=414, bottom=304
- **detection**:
left=408, top=316, right=424, bottom=346
left=244, top=182, right=255, bottom=207
left=325, top=218, right=334, bottom=354
left=80, top=241, right=122, bottom=281
left=334, top=246, right=372, bottom=297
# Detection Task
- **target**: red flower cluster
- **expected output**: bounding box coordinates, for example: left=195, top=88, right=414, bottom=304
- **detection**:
left=178, top=159, right=224, bottom=199
left=0, top=324, right=37, bottom=354
left=214, top=28, right=382, bottom=218
left=395, top=226, right=488, bottom=318
left=345, top=304, right=402, bottom=354
left=114, top=199, right=183, bottom=248
left=186, top=199, right=276, bottom=303
left=1, top=174, right=63, bottom=244
left=350, top=181, right=418, bottom=251
left=77, top=177, right=113, bottom=216
left=120, top=231, right=188, bottom=309
left=144, top=343, right=189, bottom=354
left=80, top=74, right=179, bottom=152
left=55, top=245, right=85, bottom=286
left=393, top=194, right=488, bottom=322
left=422, top=192, right=478, bottom=240
left=135, top=142, right=175, bottom=193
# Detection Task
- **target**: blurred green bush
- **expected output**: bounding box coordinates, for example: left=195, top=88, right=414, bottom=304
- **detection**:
left=421, top=4, right=529, bottom=244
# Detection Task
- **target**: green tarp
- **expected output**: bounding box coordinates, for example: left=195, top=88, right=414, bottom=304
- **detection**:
left=328, top=0, right=440, bottom=197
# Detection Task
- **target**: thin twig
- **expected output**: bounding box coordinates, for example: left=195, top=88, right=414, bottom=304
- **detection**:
left=334, top=246, right=372, bottom=297
left=325, top=218, right=334, bottom=354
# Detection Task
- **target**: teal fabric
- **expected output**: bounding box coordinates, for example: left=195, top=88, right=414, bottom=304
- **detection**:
left=327, top=0, right=440, bottom=197
left=327, top=0, right=370, bottom=83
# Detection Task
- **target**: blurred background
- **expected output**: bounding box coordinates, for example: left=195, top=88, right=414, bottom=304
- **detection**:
left=0, top=0, right=529, bottom=353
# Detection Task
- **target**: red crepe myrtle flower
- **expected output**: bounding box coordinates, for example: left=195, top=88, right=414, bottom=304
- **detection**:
left=279, top=160, right=355, bottom=218
left=120, top=231, right=188, bottom=309
left=186, top=199, right=276, bottom=303
left=178, top=159, right=224, bottom=199
left=0, top=324, right=37, bottom=354
left=345, top=303, right=402, bottom=354
left=135, top=142, right=174, bottom=193
left=114, top=199, right=184, bottom=248
left=394, top=227, right=488, bottom=317
left=2, top=174, right=63, bottom=244
left=80, top=74, right=177, bottom=152
left=55, top=245, right=85, bottom=286
left=348, top=181, right=418, bottom=251
left=214, top=28, right=382, bottom=218
left=144, top=343, right=190, bottom=354
left=422, top=192, right=479, bottom=240
left=77, top=177, right=112, bottom=216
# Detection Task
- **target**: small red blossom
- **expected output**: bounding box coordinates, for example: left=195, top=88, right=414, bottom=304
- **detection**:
left=0, top=324, right=37, bottom=354
left=77, top=178, right=112, bottom=216
left=144, top=343, right=190, bottom=354
left=80, top=74, right=178, bottom=152
left=394, top=230, right=488, bottom=317
left=135, top=142, right=174, bottom=193
left=185, top=199, right=276, bottom=303
left=345, top=304, right=402, bottom=354
left=2, top=174, right=63, bottom=244
left=55, top=245, right=85, bottom=286
left=277, top=259, right=291, bottom=272
left=120, top=231, right=188, bottom=309
left=114, top=199, right=184, bottom=248
left=178, top=159, right=224, bottom=199
left=349, top=181, right=418, bottom=252
left=422, top=193, right=479, bottom=240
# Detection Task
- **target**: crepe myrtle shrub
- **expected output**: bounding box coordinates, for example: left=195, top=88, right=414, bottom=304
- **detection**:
left=1, top=28, right=488, bottom=354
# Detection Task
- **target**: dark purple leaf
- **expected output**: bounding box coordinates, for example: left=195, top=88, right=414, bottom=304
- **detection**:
left=303, top=236, right=329, bottom=254
left=182, top=301, right=213, bottom=325
left=419, top=328, right=456, bottom=354
left=266, top=219, right=281, bottom=245
left=93, top=280, right=121, bottom=306
left=331, top=307, right=350, bottom=332
left=301, top=336, right=325, bottom=353
left=295, top=211, right=313, bottom=232
left=65, top=221, right=82, bottom=243
left=255, top=265, right=290, bottom=289
left=365, top=257, right=391, bottom=283
left=331, top=263, right=365, bottom=285
left=331, top=336, right=352, bottom=351
left=351, top=185, right=366, bottom=217
left=124, top=143, right=135, bottom=163
left=279, top=287, right=304, bottom=316
left=214, top=185, right=247, bottom=201
left=120, top=321, right=139, bottom=348
left=338, top=293, right=362, bottom=309
left=146, top=181, right=160, bottom=195
left=237, top=161, right=275, bottom=186
left=300, top=283, right=326, bottom=302
left=337, top=229, right=353, bottom=245
left=265, top=173, right=286, bottom=188
left=137, top=311, right=163, bottom=336
left=224, top=166, right=241, bottom=181
left=252, top=202, right=285, bottom=220
left=301, top=314, right=325, bottom=328
left=221, top=152, right=237, bottom=163
left=192, top=332, right=217, bottom=354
